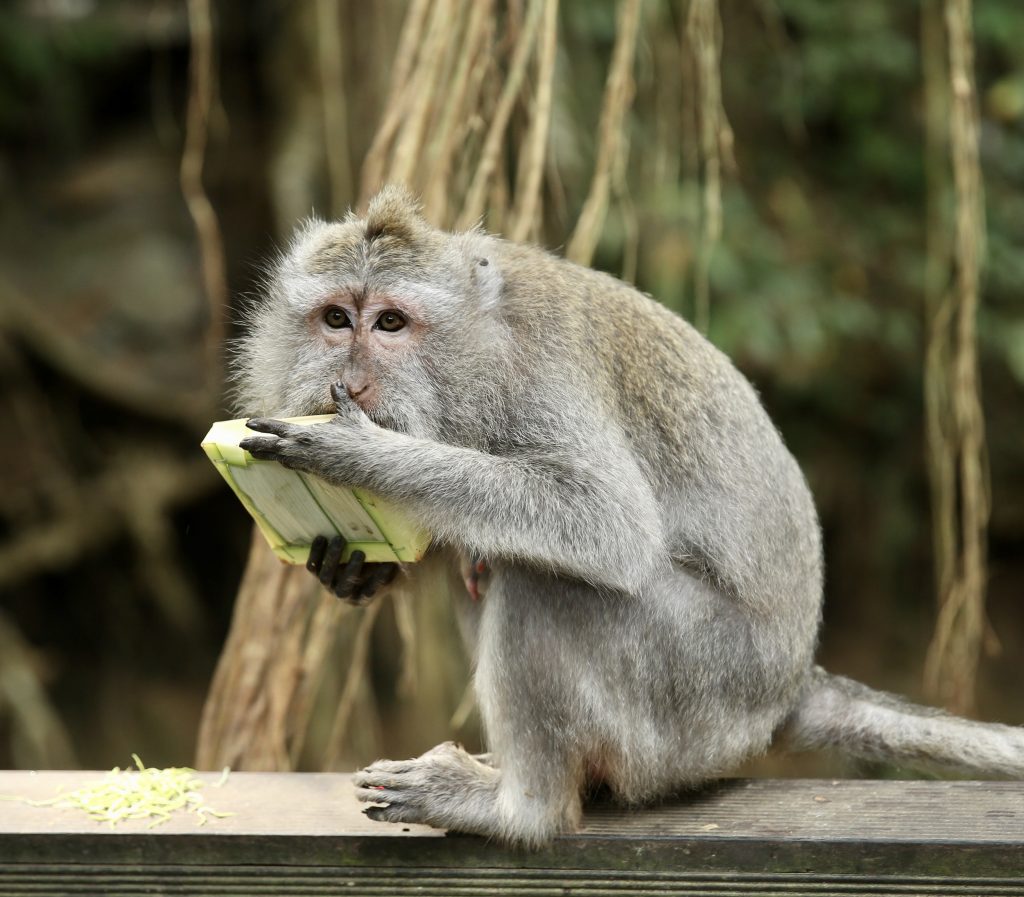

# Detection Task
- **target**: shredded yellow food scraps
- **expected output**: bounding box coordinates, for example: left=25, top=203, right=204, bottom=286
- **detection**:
left=2, top=755, right=233, bottom=828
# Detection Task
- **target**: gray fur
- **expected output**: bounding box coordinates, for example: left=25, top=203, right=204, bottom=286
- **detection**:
left=782, top=667, right=1024, bottom=777
left=233, top=185, right=1023, bottom=847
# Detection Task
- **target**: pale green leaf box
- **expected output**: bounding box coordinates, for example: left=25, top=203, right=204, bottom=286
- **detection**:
left=201, top=416, right=429, bottom=564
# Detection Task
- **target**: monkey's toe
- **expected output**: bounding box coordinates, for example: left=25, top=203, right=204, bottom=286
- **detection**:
left=362, top=802, right=421, bottom=825
left=353, top=784, right=409, bottom=806
left=354, top=759, right=416, bottom=786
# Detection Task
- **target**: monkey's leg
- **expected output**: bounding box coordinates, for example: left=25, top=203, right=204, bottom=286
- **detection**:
left=354, top=568, right=586, bottom=846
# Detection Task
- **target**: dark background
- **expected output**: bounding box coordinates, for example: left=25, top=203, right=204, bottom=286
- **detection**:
left=0, top=0, right=1021, bottom=771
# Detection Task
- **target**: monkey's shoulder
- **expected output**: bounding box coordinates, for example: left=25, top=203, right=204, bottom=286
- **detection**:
left=493, top=241, right=700, bottom=344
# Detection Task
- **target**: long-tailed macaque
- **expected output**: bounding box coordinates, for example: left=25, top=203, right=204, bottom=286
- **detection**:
left=236, top=186, right=1024, bottom=847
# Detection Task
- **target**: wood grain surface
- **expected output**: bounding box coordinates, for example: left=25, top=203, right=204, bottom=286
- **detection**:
left=1, top=773, right=1022, bottom=895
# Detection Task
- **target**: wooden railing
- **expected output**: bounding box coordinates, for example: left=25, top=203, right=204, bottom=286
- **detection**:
left=1, top=772, right=1022, bottom=895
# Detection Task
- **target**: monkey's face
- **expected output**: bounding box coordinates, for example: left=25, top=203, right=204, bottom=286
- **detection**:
left=233, top=188, right=507, bottom=446
left=276, top=256, right=456, bottom=440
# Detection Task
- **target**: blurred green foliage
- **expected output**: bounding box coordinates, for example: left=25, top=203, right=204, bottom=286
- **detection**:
left=0, top=8, right=124, bottom=151
left=553, top=0, right=1023, bottom=715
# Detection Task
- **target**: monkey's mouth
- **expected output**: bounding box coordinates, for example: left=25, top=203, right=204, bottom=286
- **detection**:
left=309, top=390, right=407, bottom=434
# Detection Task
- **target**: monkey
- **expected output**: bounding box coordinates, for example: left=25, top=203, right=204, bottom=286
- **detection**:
left=234, top=185, right=1024, bottom=847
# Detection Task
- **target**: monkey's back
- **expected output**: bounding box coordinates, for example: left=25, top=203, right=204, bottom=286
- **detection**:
left=497, top=240, right=807, bottom=492
left=496, top=240, right=824, bottom=677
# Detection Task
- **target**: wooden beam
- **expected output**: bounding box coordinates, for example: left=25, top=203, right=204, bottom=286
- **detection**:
left=1, top=773, right=1022, bottom=895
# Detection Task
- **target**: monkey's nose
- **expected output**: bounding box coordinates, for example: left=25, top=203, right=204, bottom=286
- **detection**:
left=346, top=380, right=369, bottom=399
left=335, top=377, right=376, bottom=408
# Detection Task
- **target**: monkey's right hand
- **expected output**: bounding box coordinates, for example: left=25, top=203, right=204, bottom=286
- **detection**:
left=306, top=535, right=399, bottom=605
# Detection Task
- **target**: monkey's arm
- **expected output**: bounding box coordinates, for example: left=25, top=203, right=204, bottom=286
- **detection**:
left=241, top=393, right=666, bottom=596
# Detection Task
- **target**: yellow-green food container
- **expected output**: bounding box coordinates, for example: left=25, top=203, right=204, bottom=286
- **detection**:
left=201, top=416, right=429, bottom=564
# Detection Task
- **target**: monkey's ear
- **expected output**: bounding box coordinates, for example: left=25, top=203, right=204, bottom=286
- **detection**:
left=458, top=231, right=504, bottom=311
left=364, top=184, right=425, bottom=243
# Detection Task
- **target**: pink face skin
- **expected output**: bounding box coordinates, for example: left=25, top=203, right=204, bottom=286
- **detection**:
left=306, top=290, right=424, bottom=413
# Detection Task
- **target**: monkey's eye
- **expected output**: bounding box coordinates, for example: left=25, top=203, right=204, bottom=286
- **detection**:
left=323, top=306, right=351, bottom=329
left=375, top=311, right=407, bottom=333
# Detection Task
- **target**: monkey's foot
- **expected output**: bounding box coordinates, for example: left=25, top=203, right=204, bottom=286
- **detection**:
left=353, top=742, right=499, bottom=833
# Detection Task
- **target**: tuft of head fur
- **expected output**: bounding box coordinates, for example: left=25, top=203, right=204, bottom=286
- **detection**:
left=363, top=184, right=427, bottom=243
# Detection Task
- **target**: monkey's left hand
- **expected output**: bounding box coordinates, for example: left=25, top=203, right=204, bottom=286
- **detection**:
left=306, top=534, right=399, bottom=605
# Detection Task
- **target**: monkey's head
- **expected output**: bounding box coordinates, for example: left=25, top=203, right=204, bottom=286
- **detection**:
left=233, top=185, right=509, bottom=444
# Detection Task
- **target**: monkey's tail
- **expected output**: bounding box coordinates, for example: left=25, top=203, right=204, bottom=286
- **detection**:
left=779, top=666, right=1024, bottom=778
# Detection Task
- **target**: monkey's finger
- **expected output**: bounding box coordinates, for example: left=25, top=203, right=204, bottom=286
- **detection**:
left=239, top=435, right=282, bottom=457
left=329, top=380, right=348, bottom=406
left=306, top=535, right=328, bottom=575
left=330, top=380, right=370, bottom=423
left=244, top=418, right=294, bottom=436
left=319, top=536, right=346, bottom=586
left=354, top=566, right=393, bottom=601
left=355, top=563, right=399, bottom=601
left=242, top=447, right=288, bottom=464
left=240, top=443, right=301, bottom=469
left=331, top=550, right=367, bottom=599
